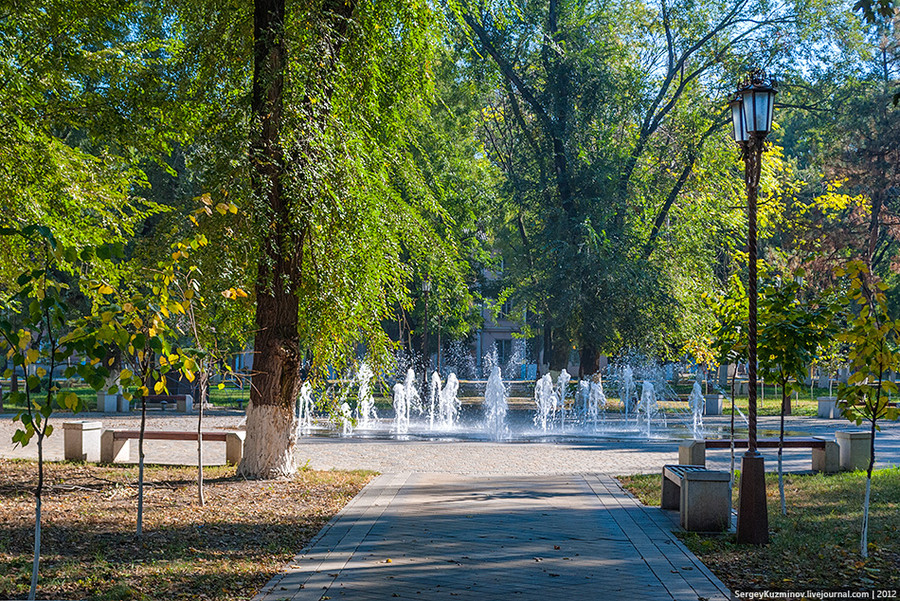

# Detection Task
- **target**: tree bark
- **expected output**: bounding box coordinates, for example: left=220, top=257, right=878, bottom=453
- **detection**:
left=197, top=368, right=208, bottom=505
left=239, top=0, right=357, bottom=478
left=578, top=344, right=600, bottom=377
left=239, top=0, right=301, bottom=479
left=549, top=328, right=569, bottom=371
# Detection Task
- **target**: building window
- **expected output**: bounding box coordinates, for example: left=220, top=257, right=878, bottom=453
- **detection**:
left=497, top=339, right=511, bottom=364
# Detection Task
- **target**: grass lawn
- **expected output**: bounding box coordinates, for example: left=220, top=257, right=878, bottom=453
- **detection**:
left=0, top=459, right=374, bottom=600
left=617, top=468, right=900, bottom=591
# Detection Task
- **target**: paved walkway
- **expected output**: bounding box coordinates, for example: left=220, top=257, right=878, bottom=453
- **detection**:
left=253, top=472, right=732, bottom=601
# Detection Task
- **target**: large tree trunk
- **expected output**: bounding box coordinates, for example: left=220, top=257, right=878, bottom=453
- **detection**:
left=549, top=328, right=569, bottom=371
left=239, top=0, right=301, bottom=479
left=239, top=0, right=357, bottom=478
left=578, top=344, right=600, bottom=378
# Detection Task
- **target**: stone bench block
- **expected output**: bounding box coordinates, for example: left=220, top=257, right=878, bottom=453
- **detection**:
left=679, top=440, right=706, bottom=467
left=63, top=421, right=102, bottom=462
left=703, top=394, right=723, bottom=416
left=681, top=470, right=731, bottom=532
left=836, top=431, right=872, bottom=471
left=812, top=439, right=839, bottom=473
left=226, top=431, right=245, bottom=465
left=100, top=430, right=130, bottom=463
left=817, top=397, right=838, bottom=419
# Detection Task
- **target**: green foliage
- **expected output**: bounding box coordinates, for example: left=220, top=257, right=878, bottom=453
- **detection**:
left=702, top=274, right=749, bottom=369
left=0, top=226, right=97, bottom=446
left=836, top=261, right=900, bottom=426
left=0, top=1, right=175, bottom=286
left=758, top=268, right=840, bottom=396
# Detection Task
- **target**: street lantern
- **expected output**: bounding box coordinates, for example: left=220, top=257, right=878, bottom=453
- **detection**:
left=730, top=70, right=777, bottom=546
left=740, top=79, right=777, bottom=134
left=729, top=95, right=749, bottom=142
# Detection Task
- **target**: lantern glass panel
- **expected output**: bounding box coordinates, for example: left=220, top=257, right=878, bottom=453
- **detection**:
left=730, top=97, right=748, bottom=142
left=754, top=91, right=771, bottom=131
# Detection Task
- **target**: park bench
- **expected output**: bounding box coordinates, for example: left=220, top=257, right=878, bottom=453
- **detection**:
left=679, top=437, right=839, bottom=473
left=140, top=394, right=193, bottom=413
left=100, top=429, right=245, bottom=465
left=661, top=464, right=731, bottom=532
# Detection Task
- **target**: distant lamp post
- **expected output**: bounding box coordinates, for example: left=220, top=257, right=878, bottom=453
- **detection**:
left=730, top=70, right=777, bottom=545
left=422, top=279, right=431, bottom=388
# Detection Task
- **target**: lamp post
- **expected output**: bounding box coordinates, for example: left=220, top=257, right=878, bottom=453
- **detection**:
left=422, top=279, right=431, bottom=389
left=730, top=70, right=777, bottom=545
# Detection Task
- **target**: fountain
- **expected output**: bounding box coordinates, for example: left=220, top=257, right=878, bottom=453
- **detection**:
left=621, top=365, right=636, bottom=417
left=482, top=343, right=500, bottom=379
left=297, top=381, right=314, bottom=433
left=438, top=373, right=461, bottom=429
left=483, top=366, right=508, bottom=440
left=533, top=374, right=557, bottom=432
left=392, top=382, right=410, bottom=434
left=557, top=369, right=571, bottom=429
left=637, top=380, right=666, bottom=437
left=585, top=376, right=606, bottom=427
left=338, top=402, right=353, bottom=435
left=688, top=378, right=705, bottom=439
left=428, top=371, right=442, bottom=430
left=356, top=363, right=377, bottom=428
left=300, top=356, right=716, bottom=442
left=503, top=339, right=527, bottom=380
left=392, top=368, right=423, bottom=435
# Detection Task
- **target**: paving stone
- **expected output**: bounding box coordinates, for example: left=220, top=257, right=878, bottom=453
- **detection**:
left=253, top=473, right=735, bottom=601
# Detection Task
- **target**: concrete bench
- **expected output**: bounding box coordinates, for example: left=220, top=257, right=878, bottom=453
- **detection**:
left=817, top=396, right=839, bottom=419
left=63, top=421, right=102, bottom=462
left=679, top=437, right=839, bottom=473
left=835, top=431, right=873, bottom=471
left=661, top=465, right=731, bottom=532
left=140, top=394, right=193, bottom=413
left=100, top=429, right=244, bottom=465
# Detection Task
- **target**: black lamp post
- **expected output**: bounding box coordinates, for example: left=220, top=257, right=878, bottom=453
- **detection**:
left=730, top=70, right=777, bottom=545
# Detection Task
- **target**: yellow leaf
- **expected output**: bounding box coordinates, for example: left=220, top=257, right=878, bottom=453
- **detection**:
left=215, top=203, right=230, bottom=215
left=235, top=288, right=248, bottom=298
left=120, top=369, right=133, bottom=381
left=123, top=302, right=134, bottom=312
left=217, top=382, right=225, bottom=390
left=36, top=367, right=47, bottom=377
left=154, top=381, right=166, bottom=394
left=184, top=369, right=195, bottom=382
left=108, top=357, right=115, bottom=366
left=25, top=349, right=39, bottom=365
left=98, top=284, right=114, bottom=295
